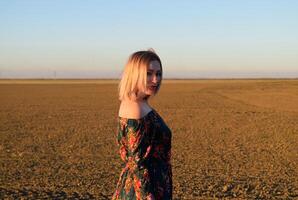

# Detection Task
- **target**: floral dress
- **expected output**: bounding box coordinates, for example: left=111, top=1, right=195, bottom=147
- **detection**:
left=112, top=109, right=172, bottom=200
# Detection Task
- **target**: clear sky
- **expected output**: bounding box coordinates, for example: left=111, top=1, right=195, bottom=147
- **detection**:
left=0, top=0, right=297, bottom=78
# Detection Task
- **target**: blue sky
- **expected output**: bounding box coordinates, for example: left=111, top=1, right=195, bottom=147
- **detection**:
left=0, top=0, right=297, bottom=78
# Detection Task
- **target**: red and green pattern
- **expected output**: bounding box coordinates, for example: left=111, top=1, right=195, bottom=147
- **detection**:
left=112, top=109, right=172, bottom=200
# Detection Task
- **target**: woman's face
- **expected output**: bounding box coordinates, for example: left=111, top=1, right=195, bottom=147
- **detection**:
left=145, top=60, right=162, bottom=96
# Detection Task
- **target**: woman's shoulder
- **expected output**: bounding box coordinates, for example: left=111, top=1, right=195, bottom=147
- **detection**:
left=118, top=100, right=152, bottom=120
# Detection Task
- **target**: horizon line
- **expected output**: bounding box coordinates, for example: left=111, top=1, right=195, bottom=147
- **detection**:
left=1, top=77, right=297, bottom=80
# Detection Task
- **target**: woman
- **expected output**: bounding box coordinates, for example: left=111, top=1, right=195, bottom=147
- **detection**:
left=112, top=49, right=172, bottom=200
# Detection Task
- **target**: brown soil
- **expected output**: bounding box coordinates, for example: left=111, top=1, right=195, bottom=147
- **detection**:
left=0, top=80, right=297, bottom=199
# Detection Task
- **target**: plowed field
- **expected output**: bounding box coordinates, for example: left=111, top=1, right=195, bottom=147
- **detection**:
left=1, top=79, right=297, bottom=199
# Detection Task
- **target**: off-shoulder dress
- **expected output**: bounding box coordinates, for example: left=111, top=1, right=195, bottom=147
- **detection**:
left=112, top=109, right=172, bottom=200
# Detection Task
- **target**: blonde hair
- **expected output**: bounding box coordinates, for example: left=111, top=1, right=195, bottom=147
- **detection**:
left=119, top=49, right=162, bottom=101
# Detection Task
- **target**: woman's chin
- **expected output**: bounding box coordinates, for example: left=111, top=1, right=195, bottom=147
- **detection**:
left=144, top=90, right=154, bottom=96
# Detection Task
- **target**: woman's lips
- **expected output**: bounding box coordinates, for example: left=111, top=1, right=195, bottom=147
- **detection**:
left=148, top=85, right=158, bottom=91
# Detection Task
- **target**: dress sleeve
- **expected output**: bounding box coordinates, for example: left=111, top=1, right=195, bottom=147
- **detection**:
left=115, top=119, right=155, bottom=200
left=117, top=118, right=153, bottom=168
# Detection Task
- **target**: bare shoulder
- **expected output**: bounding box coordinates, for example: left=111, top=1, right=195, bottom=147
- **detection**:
left=119, top=100, right=151, bottom=119
left=119, top=100, right=142, bottom=119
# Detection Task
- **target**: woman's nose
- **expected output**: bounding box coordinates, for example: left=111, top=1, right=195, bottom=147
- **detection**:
left=152, top=74, right=158, bottom=84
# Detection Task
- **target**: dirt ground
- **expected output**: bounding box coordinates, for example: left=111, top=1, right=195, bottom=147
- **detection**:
left=0, top=79, right=297, bottom=199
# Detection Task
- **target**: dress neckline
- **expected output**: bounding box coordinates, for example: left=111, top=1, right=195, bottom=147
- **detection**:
left=118, top=109, right=154, bottom=121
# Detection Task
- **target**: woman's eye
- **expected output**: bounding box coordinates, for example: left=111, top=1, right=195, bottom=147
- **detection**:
left=147, top=72, right=152, bottom=76
left=157, top=72, right=162, bottom=77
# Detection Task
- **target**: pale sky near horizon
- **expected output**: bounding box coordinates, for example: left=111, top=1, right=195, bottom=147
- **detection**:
left=0, top=0, right=297, bottom=78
